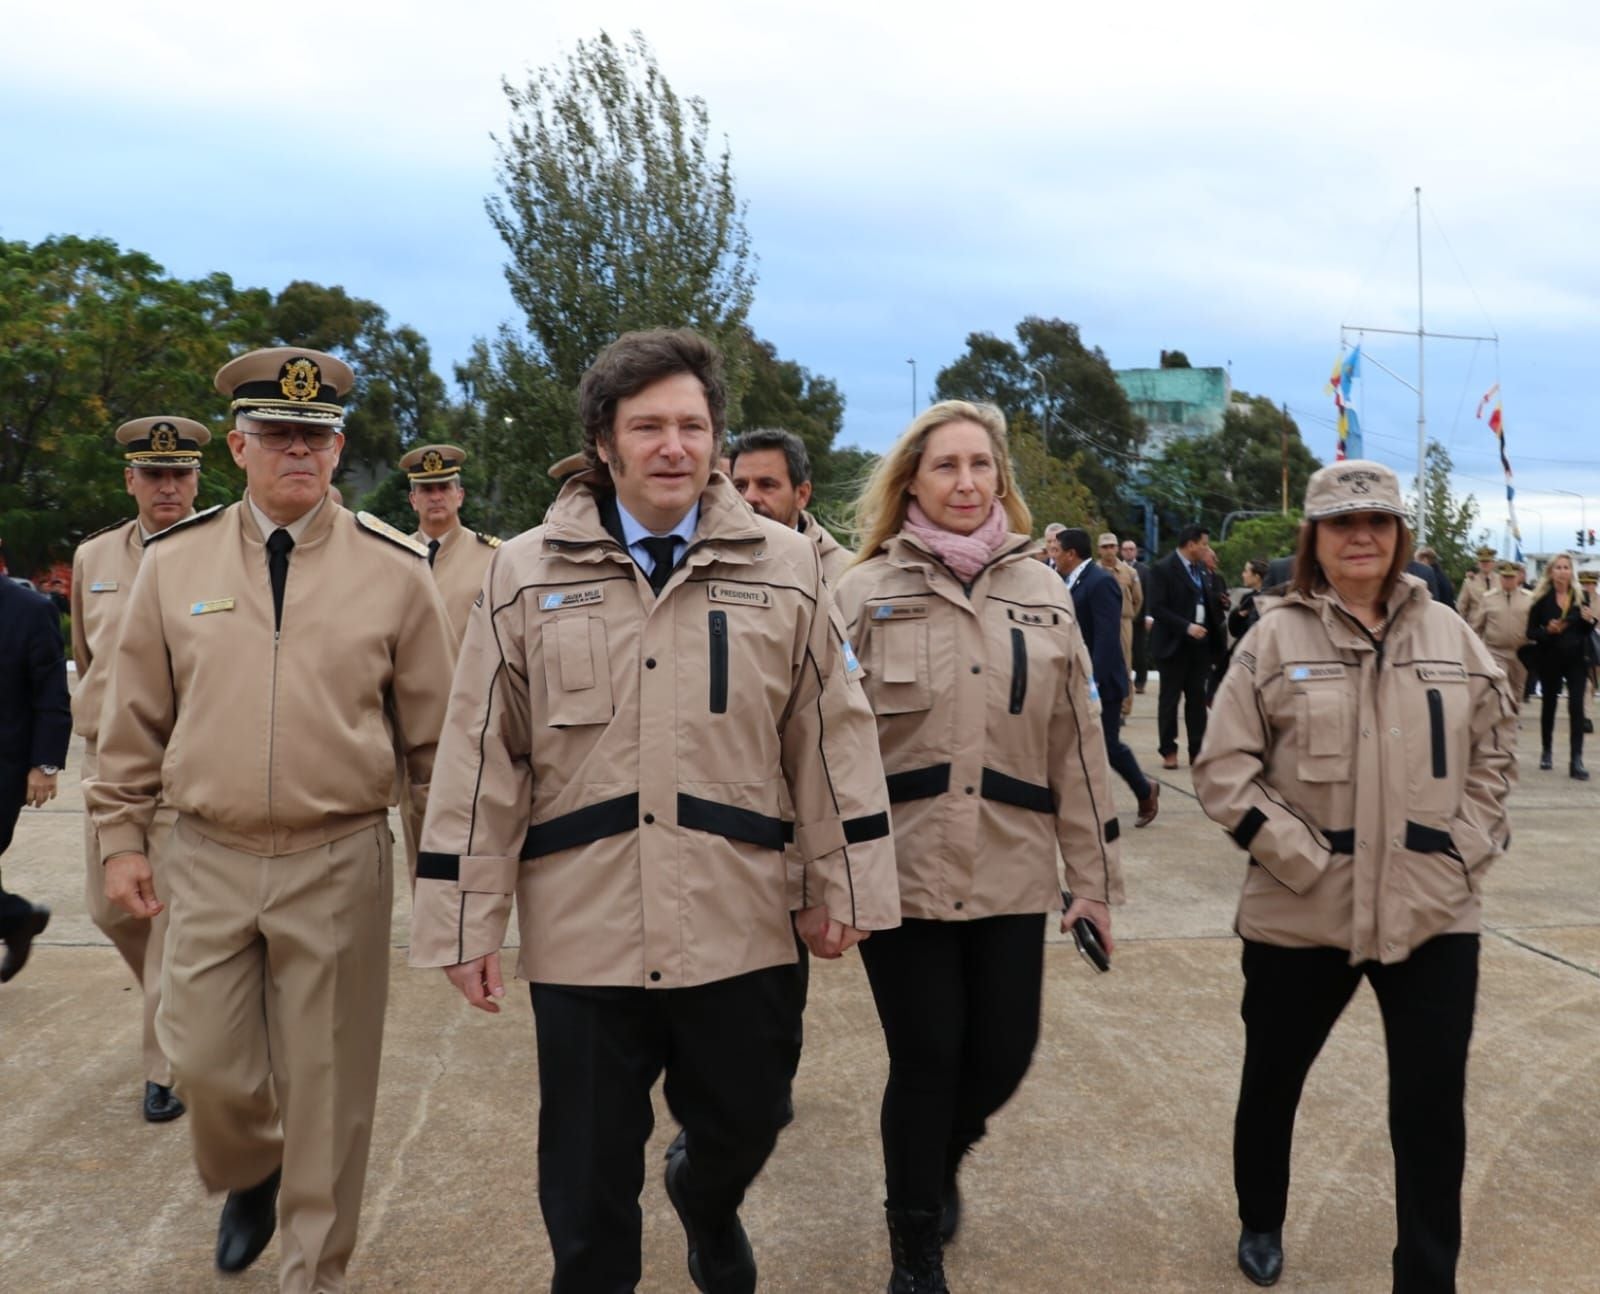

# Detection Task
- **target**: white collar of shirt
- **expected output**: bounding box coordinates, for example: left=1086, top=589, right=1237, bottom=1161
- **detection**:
left=1063, top=559, right=1087, bottom=590
left=616, top=499, right=699, bottom=574
left=248, top=494, right=325, bottom=546
left=420, top=523, right=461, bottom=552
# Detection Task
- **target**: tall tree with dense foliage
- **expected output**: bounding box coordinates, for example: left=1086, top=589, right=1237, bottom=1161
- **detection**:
left=1409, top=439, right=1484, bottom=580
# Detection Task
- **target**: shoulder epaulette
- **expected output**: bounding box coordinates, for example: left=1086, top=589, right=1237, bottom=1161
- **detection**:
left=475, top=530, right=503, bottom=548
left=356, top=511, right=429, bottom=557
left=145, top=504, right=227, bottom=545
left=78, top=516, right=138, bottom=545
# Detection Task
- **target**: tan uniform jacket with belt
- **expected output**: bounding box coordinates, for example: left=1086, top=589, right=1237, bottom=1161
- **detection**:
left=86, top=499, right=456, bottom=859
left=71, top=519, right=149, bottom=745
left=1455, top=569, right=1493, bottom=625
left=833, top=532, right=1124, bottom=920
left=1192, top=575, right=1517, bottom=965
left=410, top=523, right=500, bottom=642
left=1470, top=586, right=1532, bottom=652
left=408, top=473, right=900, bottom=989
left=799, top=510, right=852, bottom=586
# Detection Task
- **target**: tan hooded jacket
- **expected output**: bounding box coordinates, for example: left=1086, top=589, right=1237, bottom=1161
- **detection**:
left=1192, top=575, right=1516, bottom=965
left=799, top=510, right=852, bottom=585
left=86, top=499, right=455, bottom=859
left=408, top=474, right=899, bottom=989
left=833, top=532, right=1123, bottom=920
left=410, top=522, right=500, bottom=641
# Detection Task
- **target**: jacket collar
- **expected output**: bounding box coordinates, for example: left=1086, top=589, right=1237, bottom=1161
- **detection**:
left=1267, top=573, right=1429, bottom=650
left=882, top=529, right=1037, bottom=612
left=239, top=492, right=337, bottom=550
left=544, top=473, right=766, bottom=568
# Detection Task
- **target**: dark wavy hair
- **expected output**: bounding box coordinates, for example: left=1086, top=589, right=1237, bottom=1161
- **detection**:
left=577, top=329, right=728, bottom=471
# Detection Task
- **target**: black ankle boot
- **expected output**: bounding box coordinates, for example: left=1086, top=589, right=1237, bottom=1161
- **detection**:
left=1237, top=1227, right=1283, bottom=1286
left=885, top=1207, right=948, bottom=1294
left=939, top=1140, right=974, bottom=1243
left=1572, top=758, right=1590, bottom=781
left=1540, top=747, right=1553, bottom=770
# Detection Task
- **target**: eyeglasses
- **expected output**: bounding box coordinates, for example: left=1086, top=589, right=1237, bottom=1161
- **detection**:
left=240, top=427, right=339, bottom=451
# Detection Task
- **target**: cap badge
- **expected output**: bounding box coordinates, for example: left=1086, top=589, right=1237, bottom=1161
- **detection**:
left=150, top=425, right=178, bottom=453
left=422, top=449, right=445, bottom=473
left=279, top=358, right=322, bottom=402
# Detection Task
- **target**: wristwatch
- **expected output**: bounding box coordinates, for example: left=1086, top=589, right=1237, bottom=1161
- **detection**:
left=37, top=765, right=60, bottom=775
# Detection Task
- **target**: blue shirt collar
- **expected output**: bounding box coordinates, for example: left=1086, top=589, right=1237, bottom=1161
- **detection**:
left=615, top=498, right=699, bottom=567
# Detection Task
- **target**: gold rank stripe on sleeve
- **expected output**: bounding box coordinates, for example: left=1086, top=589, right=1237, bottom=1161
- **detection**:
left=143, top=504, right=227, bottom=544
left=475, top=531, right=502, bottom=548
left=355, top=511, right=429, bottom=557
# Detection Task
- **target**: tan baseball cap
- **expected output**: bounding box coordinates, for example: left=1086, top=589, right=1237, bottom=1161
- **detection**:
left=1303, top=460, right=1406, bottom=521
left=1097, top=532, right=1118, bottom=548
left=116, top=416, right=210, bottom=468
left=399, top=443, right=467, bottom=483
left=216, top=347, right=354, bottom=426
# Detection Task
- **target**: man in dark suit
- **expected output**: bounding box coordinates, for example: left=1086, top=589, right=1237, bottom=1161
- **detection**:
left=1149, top=524, right=1224, bottom=768
left=0, top=577, right=72, bottom=982
left=1058, top=530, right=1159, bottom=826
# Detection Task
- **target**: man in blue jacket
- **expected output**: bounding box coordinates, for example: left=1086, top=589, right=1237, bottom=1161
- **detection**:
left=1056, top=529, right=1159, bottom=827
left=0, top=576, right=72, bottom=981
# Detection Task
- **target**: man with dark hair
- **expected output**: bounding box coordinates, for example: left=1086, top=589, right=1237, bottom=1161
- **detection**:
left=1056, top=530, right=1159, bottom=826
left=1409, top=546, right=1456, bottom=611
left=1149, top=524, right=1224, bottom=768
left=727, top=427, right=850, bottom=583
left=412, top=327, right=899, bottom=1294
left=0, top=576, right=71, bottom=983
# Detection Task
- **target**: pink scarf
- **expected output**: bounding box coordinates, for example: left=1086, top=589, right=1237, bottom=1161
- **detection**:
left=902, top=500, right=1011, bottom=581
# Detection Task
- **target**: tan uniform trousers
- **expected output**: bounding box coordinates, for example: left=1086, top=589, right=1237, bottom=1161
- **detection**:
left=81, top=741, right=174, bottom=1086
left=1120, top=617, right=1136, bottom=717
left=1488, top=649, right=1528, bottom=711
left=395, top=748, right=423, bottom=890
left=158, top=817, right=393, bottom=1294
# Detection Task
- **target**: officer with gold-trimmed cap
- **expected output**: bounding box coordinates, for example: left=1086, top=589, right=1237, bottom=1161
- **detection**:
left=392, top=443, right=500, bottom=887
left=70, top=415, right=212, bottom=1126
left=85, top=346, right=456, bottom=1290
left=1457, top=543, right=1498, bottom=625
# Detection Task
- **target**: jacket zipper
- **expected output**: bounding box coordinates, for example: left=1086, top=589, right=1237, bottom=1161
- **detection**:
left=1426, top=688, right=1446, bottom=778
left=1009, top=627, right=1028, bottom=714
left=708, top=610, right=728, bottom=713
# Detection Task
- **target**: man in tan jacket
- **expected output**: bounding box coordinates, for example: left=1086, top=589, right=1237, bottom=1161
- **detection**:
left=1455, top=545, right=1497, bottom=625
left=1098, top=531, right=1143, bottom=716
left=71, top=416, right=211, bottom=1124
left=1468, top=561, right=1533, bottom=704
left=87, top=348, right=455, bottom=1293
left=412, top=329, right=898, bottom=1294
left=727, top=426, right=852, bottom=584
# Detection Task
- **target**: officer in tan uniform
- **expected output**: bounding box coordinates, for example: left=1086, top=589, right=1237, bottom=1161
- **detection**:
left=1098, top=531, right=1143, bottom=716
left=71, top=416, right=210, bottom=1123
left=411, top=328, right=898, bottom=1294
left=727, top=427, right=852, bottom=584
left=1455, top=544, right=1497, bottom=624
left=87, top=347, right=455, bottom=1292
left=1469, top=561, right=1533, bottom=704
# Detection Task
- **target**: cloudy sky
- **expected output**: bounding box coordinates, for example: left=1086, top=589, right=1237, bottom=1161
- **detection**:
left=5, top=0, right=1597, bottom=548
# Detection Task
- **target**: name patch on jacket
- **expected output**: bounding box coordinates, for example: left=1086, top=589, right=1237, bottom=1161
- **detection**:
left=707, top=582, right=771, bottom=607
left=1288, top=664, right=1345, bottom=682
left=1006, top=608, right=1059, bottom=626
left=541, top=587, right=605, bottom=611
left=1416, top=664, right=1468, bottom=682
left=190, top=598, right=235, bottom=616
left=871, top=602, right=929, bottom=620
left=89, top=581, right=119, bottom=593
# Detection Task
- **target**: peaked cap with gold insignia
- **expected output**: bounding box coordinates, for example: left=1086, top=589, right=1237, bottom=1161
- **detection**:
left=116, top=416, right=211, bottom=468
left=215, top=347, right=354, bottom=426
left=398, top=443, right=467, bottom=483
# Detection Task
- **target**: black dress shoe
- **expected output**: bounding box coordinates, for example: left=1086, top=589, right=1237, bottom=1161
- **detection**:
left=665, top=1140, right=756, bottom=1294
left=938, top=1175, right=961, bottom=1245
left=0, top=902, right=50, bottom=983
left=1237, top=1227, right=1283, bottom=1287
left=1572, top=759, right=1591, bottom=781
left=216, top=1167, right=281, bottom=1274
left=1539, top=748, right=1553, bottom=770
left=143, top=1081, right=186, bottom=1123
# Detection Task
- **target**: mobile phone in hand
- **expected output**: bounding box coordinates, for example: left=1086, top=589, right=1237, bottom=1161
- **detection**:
left=1061, top=891, right=1111, bottom=973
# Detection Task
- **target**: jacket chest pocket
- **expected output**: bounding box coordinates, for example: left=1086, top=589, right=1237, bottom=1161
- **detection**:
left=540, top=615, right=614, bottom=727
left=1294, top=685, right=1352, bottom=782
left=865, top=618, right=932, bottom=714
left=1408, top=668, right=1469, bottom=795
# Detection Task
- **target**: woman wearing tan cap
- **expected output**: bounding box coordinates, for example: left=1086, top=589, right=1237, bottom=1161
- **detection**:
left=1193, top=460, right=1516, bottom=1290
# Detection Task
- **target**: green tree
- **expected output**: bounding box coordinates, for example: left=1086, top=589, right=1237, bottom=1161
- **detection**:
left=1008, top=421, right=1103, bottom=537
left=1212, top=512, right=1304, bottom=583
left=1159, top=349, right=1192, bottom=368
left=1409, top=439, right=1483, bottom=580
left=933, top=316, right=1145, bottom=509
left=472, top=30, right=757, bottom=532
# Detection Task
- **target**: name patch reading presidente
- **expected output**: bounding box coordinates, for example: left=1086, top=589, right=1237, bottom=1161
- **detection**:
left=872, top=603, right=929, bottom=620
left=190, top=598, right=235, bottom=616
left=1289, top=664, right=1345, bottom=682
left=707, top=583, right=771, bottom=607
left=89, top=581, right=119, bottom=593
left=541, top=587, right=605, bottom=611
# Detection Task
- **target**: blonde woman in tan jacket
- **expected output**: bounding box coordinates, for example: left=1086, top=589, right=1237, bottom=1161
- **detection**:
left=835, top=400, right=1123, bottom=1293
left=1193, top=461, right=1516, bottom=1291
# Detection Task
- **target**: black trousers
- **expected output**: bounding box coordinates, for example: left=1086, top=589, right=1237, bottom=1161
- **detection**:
left=1157, top=639, right=1210, bottom=760
left=1536, top=654, right=1588, bottom=760
left=859, top=914, right=1045, bottom=1212
left=1101, top=698, right=1151, bottom=802
left=530, top=965, right=797, bottom=1294
left=1235, top=935, right=1479, bottom=1294
left=1132, top=618, right=1149, bottom=690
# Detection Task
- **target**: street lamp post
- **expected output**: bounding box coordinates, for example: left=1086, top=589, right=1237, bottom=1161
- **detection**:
left=906, top=358, right=917, bottom=418
left=1026, top=364, right=1050, bottom=449
left=1548, top=488, right=1587, bottom=550
left=1517, top=505, right=1544, bottom=553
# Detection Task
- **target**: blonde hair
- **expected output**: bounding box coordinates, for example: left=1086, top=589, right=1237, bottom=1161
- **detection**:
left=1532, top=551, right=1578, bottom=605
left=848, top=400, right=1032, bottom=567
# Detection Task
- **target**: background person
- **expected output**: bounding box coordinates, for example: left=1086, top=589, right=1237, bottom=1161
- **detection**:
left=1526, top=551, right=1596, bottom=778
left=1148, top=524, right=1224, bottom=768
left=1098, top=531, right=1142, bottom=718
left=70, top=416, right=210, bottom=1122
left=1123, top=538, right=1152, bottom=694
left=837, top=400, right=1122, bottom=1293
left=1468, top=561, right=1532, bottom=706
left=1455, top=545, right=1497, bottom=624
left=727, top=426, right=851, bottom=584
left=1193, top=460, right=1515, bottom=1291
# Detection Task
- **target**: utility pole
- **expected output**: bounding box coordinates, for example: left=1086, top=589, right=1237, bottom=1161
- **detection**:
left=906, top=358, right=917, bottom=418
left=1280, top=402, right=1289, bottom=515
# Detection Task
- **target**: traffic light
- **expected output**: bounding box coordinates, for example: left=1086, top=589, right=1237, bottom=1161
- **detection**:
left=1590, top=529, right=1596, bottom=547
left=1579, top=529, right=1587, bottom=548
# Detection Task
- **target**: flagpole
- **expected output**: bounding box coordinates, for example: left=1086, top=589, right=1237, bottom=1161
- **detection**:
left=1415, top=185, right=1427, bottom=546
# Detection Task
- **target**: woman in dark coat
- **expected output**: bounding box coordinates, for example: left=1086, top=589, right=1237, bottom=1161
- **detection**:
left=1527, top=551, right=1597, bottom=778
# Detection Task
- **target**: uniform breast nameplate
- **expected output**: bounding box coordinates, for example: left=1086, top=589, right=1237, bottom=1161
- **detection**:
left=89, top=581, right=119, bottom=593
left=190, top=598, right=235, bottom=616
left=1415, top=664, right=1468, bottom=682
left=1006, top=608, right=1059, bottom=626
left=871, top=603, right=929, bottom=620
left=707, top=582, right=771, bottom=607
left=1288, top=664, right=1345, bottom=682
left=541, top=587, right=605, bottom=611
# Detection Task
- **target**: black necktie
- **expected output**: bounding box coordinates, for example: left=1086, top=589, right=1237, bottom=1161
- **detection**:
left=638, top=536, right=679, bottom=595
left=266, top=528, right=294, bottom=630
left=427, top=538, right=440, bottom=568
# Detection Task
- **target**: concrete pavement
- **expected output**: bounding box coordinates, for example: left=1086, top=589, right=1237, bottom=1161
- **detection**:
left=2, top=692, right=1597, bottom=1291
